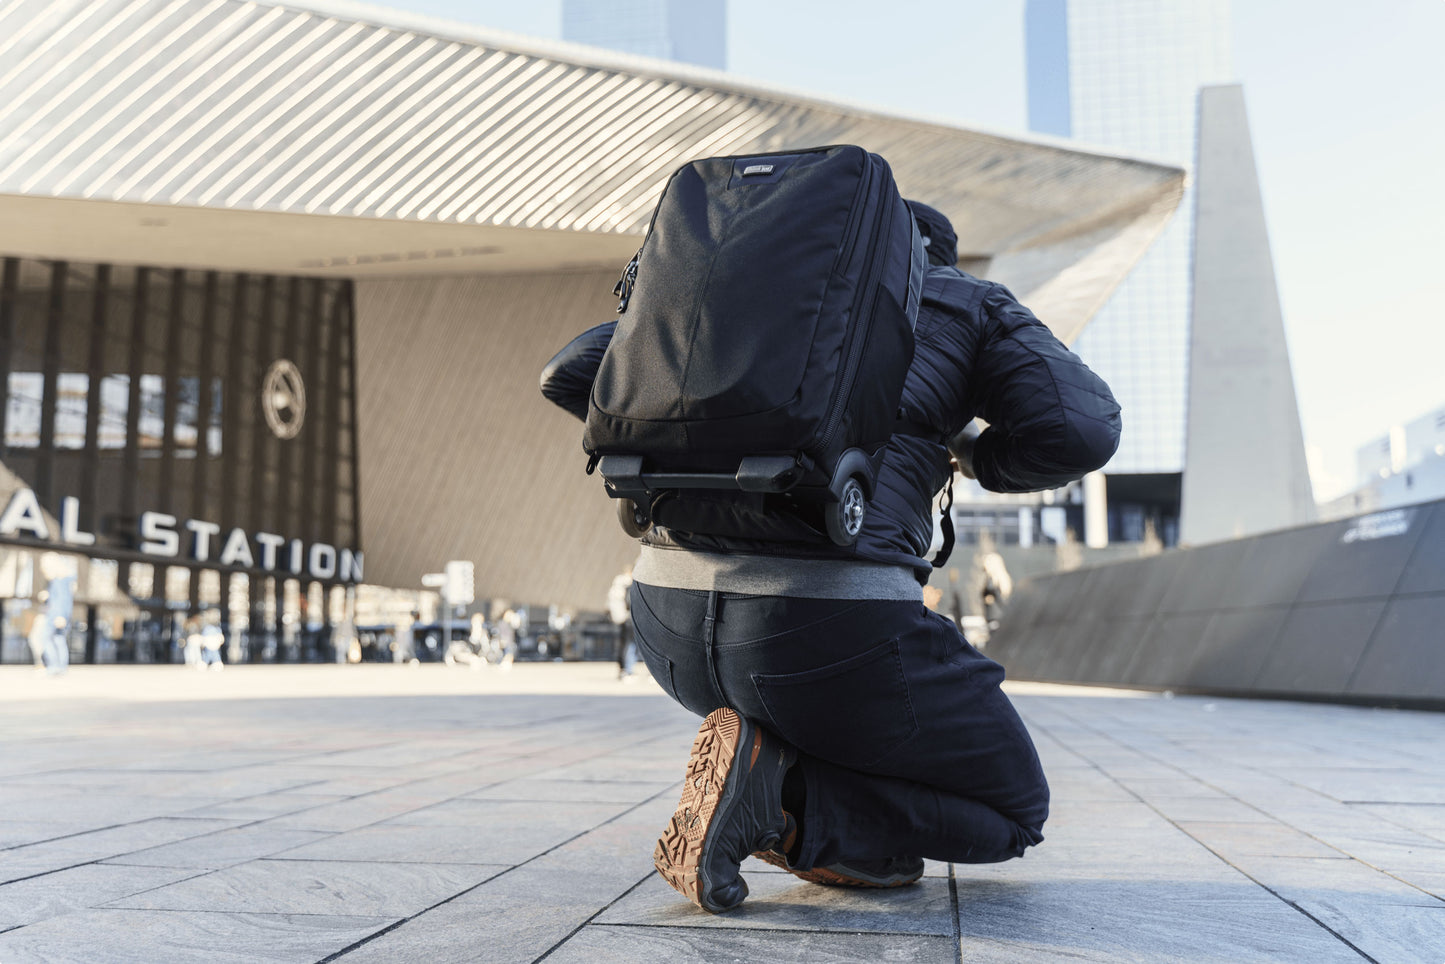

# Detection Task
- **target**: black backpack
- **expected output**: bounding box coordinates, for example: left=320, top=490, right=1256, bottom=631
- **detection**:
left=583, top=145, right=925, bottom=546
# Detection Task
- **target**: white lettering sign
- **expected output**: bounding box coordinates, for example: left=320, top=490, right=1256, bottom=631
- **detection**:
left=1341, top=509, right=1414, bottom=544
left=309, top=543, right=337, bottom=580
left=0, top=488, right=50, bottom=540
left=139, top=512, right=180, bottom=556
left=340, top=549, right=363, bottom=583
left=219, top=527, right=255, bottom=568
left=60, top=497, right=95, bottom=546
left=185, top=520, right=222, bottom=560
left=254, top=532, right=285, bottom=570
left=0, top=487, right=361, bottom=581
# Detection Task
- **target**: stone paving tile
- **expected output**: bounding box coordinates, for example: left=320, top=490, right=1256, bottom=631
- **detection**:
left=287, top=743, right=481, bottom=770
left=270, top=823, right=544, bottom=865
left=0, top=908, right=396, bottom=963
left=100, top=827, right=334, bottom=870
left=173, top=792, right=352, bottom=820
left=952, top=877, right=1370, bottom=963
left=0, top=793, right=233, bottom=827
left=0, top=818, right=242, bottom=884
left=1354, top=802, right=1445, bottom=838
left=465, top=777, right=676, bottom=803
left=1175, top=820, right=1348, bottom=860
left=259, top=787, right=464, bottom=832
left=547, top=925, right=957, bottom=963
left=1267, top=767, right=1445, bottom=804
left=383, top=797, right=632, bottom=833
left=542, top=751, right=693, bottom=784
left=1039, top=772, right=1137, bottom=802
left=0, top=864, right=198, bottom=926
left=109, top=749, right=314, bottom=772
left=0, top=822, right=93, bottom=849
left=107, top=859, right=502, bottom=917
left=1141, top=795, right=1277, bottom=824
left=332, top=864, right=652, bottom=963
left=7, top=669, right=1445, bottom=963
left=215, top=764, right=422, bottom=796
left=376, top=800, right=643, bottom=866
left=598, top=873, right=956, bottom=935
left=1291, top=896, right=1445, bottom=964
left=318, top=774, right=680, bottom=960
left=0, top=768, right=322, bottom=798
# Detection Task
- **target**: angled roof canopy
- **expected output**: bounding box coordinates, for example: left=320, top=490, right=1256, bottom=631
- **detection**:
left=0, top=0, right=1184, bottom=341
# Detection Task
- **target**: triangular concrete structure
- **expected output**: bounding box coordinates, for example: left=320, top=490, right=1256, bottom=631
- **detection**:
left=1181, top=84, right=1315, bottom=544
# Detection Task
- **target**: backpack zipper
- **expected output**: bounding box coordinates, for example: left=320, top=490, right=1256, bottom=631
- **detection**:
left=815, top=169, right=892, bottom=457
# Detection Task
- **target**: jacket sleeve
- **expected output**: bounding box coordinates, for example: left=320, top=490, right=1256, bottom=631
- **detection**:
left=967, top=286, right=1121, bottom=492
left=539, top=321, right=616, bottom=422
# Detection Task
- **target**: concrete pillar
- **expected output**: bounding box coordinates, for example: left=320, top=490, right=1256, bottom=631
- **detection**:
left=1083, top=471, right=1109, bottom=548
left=1181, top=85, right=1315, bottom=544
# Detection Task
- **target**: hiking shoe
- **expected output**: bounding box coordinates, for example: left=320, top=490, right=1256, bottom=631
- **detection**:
left=752, top=849, right=925, bottom=888
left=654, top=708, right=797, bottom=913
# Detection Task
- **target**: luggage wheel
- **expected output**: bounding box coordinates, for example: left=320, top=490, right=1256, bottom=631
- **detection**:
left=617, top=498, right=653, bottom=538
left=825, top=476, right=867, bottom=546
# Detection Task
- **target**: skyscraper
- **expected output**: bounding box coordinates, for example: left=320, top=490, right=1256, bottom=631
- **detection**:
left=562, top=0, right=727, bottom=70
left=1027, top=0, right=1232, bottom=478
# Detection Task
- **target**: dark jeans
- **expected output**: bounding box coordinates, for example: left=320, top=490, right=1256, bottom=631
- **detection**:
left=630, top=583, right=1048, bottom=869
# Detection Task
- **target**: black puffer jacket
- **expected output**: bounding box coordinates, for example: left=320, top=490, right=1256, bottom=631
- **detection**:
left=541, top=265, right=1121, bottom=580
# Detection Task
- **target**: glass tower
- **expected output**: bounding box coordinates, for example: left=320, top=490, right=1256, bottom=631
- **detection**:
left=1026, top=0, right=1233, bottom=474
left=562, top=0, right=727, bottom=70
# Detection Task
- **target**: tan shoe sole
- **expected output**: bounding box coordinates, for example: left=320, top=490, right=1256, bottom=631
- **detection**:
left=653, top=708, right=750, bottom=909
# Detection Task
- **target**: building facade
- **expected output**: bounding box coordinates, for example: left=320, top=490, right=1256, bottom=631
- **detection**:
left=0, top=0, right=1184, bottom=663
left=1027, top=0, right=1233, bottom=479
left=1020, top=0, right=1313, bottom=549
left=0, top=256, right=363, bottom=664
left=1320, top=403, right=1445, bottom=518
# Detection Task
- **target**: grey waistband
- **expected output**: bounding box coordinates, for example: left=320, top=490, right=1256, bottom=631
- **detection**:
left=633, top=545, right=922, bottom=601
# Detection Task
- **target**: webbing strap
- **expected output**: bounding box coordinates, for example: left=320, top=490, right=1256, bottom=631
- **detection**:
left=933, top=474, right=955, bottom=570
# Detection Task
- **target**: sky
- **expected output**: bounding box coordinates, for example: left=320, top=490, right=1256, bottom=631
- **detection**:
left=348, top=0, right=1444, bottom=501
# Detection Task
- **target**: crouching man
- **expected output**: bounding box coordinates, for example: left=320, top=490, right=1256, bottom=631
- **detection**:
left=540, top=202, right=1120, bottom=912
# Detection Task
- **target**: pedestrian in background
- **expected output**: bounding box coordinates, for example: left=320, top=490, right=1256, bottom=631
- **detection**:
left=39, top=553, right=76, bottom=676
left=609, top=565, right=637, bottom=681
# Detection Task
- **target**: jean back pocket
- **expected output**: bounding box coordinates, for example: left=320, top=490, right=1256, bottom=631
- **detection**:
left=752, top=638, right=918, bottom=770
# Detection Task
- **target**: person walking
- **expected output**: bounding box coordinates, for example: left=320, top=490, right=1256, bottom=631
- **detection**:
left=608, top=565, right=637, bottom=681
left=542, top=200, right=1120, bottom=913
left=38, top=553, right=76, bottom=676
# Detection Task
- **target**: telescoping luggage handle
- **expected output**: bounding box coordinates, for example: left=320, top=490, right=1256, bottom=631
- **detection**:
left=597, top=450, right=876, bottom=547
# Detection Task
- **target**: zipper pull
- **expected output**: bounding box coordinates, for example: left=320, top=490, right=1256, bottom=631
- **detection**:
left=585, top=453, right=600, bottom=475
left=613, top=249, right=641, bottom=314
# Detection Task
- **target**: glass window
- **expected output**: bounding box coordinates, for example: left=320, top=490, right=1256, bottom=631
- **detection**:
left=174, top=376, right=199, bottom=453
left=138, top=374, right=164, bottom=452
left=4, top=372, right=42, bottom=447
left=99, top=375, right=129, bottom=449
left=55, top=372, right=88, bottom=449
left=207, top=380, right=223, bottom=457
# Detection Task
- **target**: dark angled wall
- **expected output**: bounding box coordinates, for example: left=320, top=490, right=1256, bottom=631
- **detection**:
left=988, top=498, right=1445, bottom=704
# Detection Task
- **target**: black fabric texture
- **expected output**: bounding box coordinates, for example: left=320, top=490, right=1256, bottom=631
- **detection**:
left=540, top=265, right=1120, bottom=580
left=582, top=145, right=920, bottom=486
left=539, top=321, right=616, bottom=420
left=629, top=584, right=1049, bottom=866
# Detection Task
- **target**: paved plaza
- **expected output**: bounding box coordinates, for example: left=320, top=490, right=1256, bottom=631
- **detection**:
left=1, top=664, right=1443, bottom=963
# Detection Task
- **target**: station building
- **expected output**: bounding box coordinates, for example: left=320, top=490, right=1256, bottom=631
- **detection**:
left=0, top=0, right=1184, bottom=662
